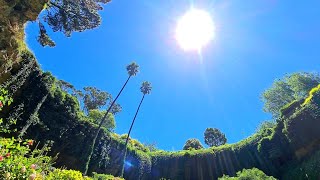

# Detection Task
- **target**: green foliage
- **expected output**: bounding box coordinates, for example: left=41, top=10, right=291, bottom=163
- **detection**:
left=0, top=138, right=54, bottom=180
left=287, top=73, right=320, bottom=99
left=44, top=0, right=111, bottom=37
left=92, top=172, right=124, bottom=180
left=279, top=100, right=301, bottom=118
left=204, top=128, right=227, bottom=147
left=37, top=22, right=55, bottom=47
left=5, top=63, right=320, bottom=180
left=0, top=88, right=14, bottom=133
left=57, top=80, right=76, bottom=93
left=262, top=72, right=320, bottom=118
left=129, top=139, right=149, bottom=153
left=0, top=88, right=12, bottom=111
left=183, top=138, right=204, bottom=150
left=46, top=169, right=87, bottom=180
left=140, top=81, right=152, bottom=95
left=262, top=80, right=294, bottom=118
left=83, top=87, right=110, bottom=112
left=283, top=89, right=320, bottom=150
left=144, top=142, right=158, bottom=152
left=118, top=134, right=149, bottom=152
left=126, top=62, right=140, bottom=77
left=256, top=121, right=276, bottom=134
left=303, top=84, right=320, bottom=105
left=87, top=109, right=115, bottom=131
left=219, top=168, right=277, bottom=180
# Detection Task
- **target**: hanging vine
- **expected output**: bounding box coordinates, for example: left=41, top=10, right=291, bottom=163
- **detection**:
left=0, top=53, right=37, bottom=97
left=3, top=102, right=24, bottom=134
left=19, top=94, right=48, bottom=138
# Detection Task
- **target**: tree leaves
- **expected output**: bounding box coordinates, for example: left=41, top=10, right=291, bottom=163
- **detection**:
left=45, top=0, right=110, bottom=37
left=204, top=128, right=227, bottom=147
left=83, top=86, right=110, bottom=112
left=37, top=22, right=55, bottom=47
left=262, top=72, right=320, bottom=118
left=183, top=138, right=204, bottom=150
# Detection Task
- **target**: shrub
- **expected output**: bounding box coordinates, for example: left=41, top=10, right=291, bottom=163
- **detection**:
left=183, top=138, right=204, bottom=150
left=218, top=168, right=277, bottom=180
left=46, top=169, right=86, bottom=180
left=0, top=138, right=54, bottom=179
left=92, top=172, right=124, bottom=180
left=0, top=88, right=14, bottom=133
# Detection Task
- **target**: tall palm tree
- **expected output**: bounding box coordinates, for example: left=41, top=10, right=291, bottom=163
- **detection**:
left=84, top=62, right=139, bottom=175
left=120, top=81, right=152, bottom=177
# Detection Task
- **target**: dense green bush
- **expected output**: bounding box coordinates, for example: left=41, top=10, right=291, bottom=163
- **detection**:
left=183, top=138, right=204, bottom=150
left=92, top=172, right=124, bottom=180
left=262, top=72, right=320, bottom=118
left=218, top=168, right=277, bottom=180
left=0, top=88, right=14, bottom=133
left=47, top=169, right=88, bottom=180
left=0, top=138, right=53, bottom=179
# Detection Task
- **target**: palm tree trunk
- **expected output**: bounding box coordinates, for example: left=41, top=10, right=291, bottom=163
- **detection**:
left=84, top=75, right=131, bottom=175
left=120, top=94, right=145, bottom=177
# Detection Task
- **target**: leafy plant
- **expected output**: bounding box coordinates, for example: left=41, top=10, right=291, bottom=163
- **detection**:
left=0, top=88, right=12, bottom=110
left=262, top=72, right=320, bottom=118
left=0, top=138, right=54, bottom=180
left=92, top=172, right=124, bottom=180
left=219, top=168, right=277, bottom=180
left=46, top=169, right=87, bottom=180
left=0, top=88, right=14, bottom=133
left=87, top=109, right=115, bottom=132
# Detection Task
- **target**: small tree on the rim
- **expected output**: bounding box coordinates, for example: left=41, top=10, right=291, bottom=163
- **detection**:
left=204, top=128, right=227, bottom=147
left=183, top=138, right=204, bottom=150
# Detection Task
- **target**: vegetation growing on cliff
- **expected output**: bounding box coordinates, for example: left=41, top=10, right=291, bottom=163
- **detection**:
left=1, top=0, right=320, bottom=180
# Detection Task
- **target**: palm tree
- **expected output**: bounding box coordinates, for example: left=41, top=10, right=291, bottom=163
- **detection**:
left=120, top=81, right=152, bottom=177
left=84, top=62, right=139, bottom=175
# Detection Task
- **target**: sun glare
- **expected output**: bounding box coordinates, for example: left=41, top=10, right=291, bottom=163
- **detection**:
left=175, top=8, right=215, bottom=51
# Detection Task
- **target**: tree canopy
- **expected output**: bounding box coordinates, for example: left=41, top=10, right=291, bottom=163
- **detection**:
left=140, top=81, right=152, bottom=95
left=204, top=128, right=227, bottom=147
left=88, top=109, right=115, bottom=131
left=183, top=138, right=204, bottom=150
left=37, top=0, right=111, bottom=46
left=262, top=72, right=320, bottom=118
left=126, top=62, right=140, bottom=77
left=83, top=87, right=110, bottom=112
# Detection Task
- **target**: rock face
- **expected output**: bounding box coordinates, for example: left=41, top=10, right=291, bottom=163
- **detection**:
left=0, top=0, right=47, bottom=76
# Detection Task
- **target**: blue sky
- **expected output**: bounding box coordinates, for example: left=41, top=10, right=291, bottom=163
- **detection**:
left=25, top=0, right=320, bottom=150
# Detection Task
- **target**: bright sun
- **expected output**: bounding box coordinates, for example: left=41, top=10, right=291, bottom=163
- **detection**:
left=175, top=8, right=215, bottom=51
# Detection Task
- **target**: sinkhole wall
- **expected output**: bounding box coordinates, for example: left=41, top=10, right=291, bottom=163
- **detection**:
left=1, top=1, right=320, bottom=177
left=2, top=57, right=320, bottom=180
left=1, top=65, right=152, bottom=179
